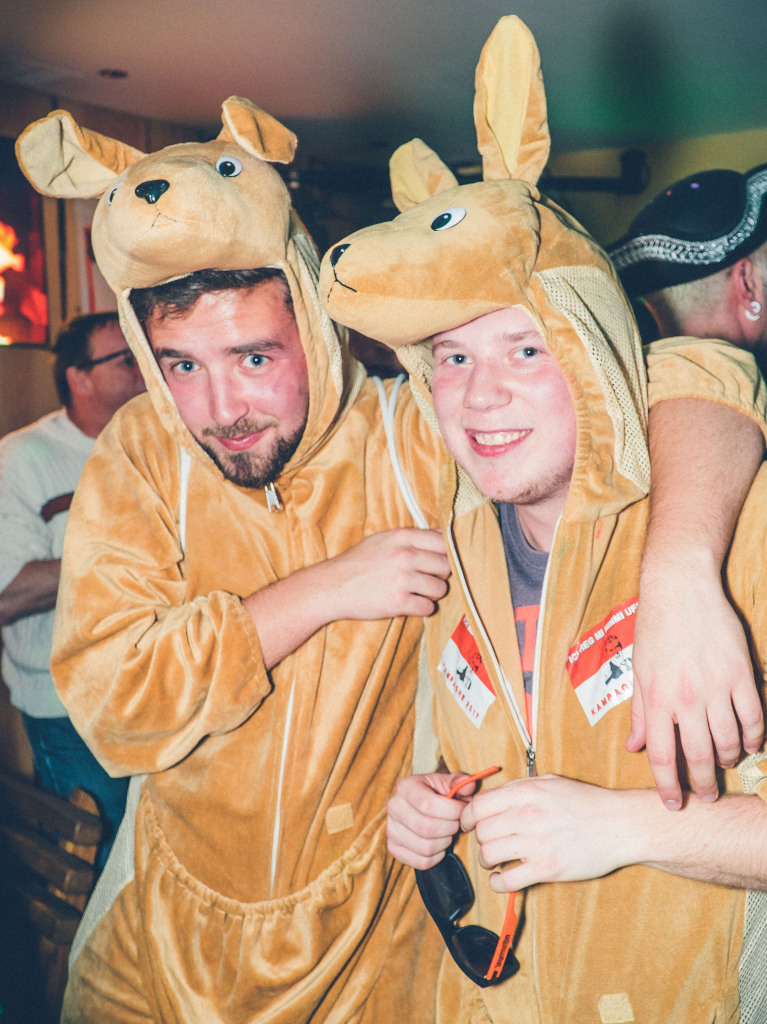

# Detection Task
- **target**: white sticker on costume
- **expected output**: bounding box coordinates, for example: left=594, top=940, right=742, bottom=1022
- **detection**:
left=438, top=616, right=496, bottom=729
left=566, top=597, right=638, bottom=727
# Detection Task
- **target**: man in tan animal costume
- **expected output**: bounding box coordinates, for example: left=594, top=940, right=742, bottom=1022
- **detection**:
left=320, top=16, right=767, bottom=1022
left=17, top=100, right=452, bottom=1023
left=13, top=33, right=767, bottom=1022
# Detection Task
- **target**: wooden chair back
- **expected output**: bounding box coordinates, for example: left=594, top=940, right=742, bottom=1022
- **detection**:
left=0, top=769, right=103, bottom=1023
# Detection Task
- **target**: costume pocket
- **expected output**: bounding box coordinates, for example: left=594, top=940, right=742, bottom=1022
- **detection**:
left=134, top=796, right=409, bottom=1024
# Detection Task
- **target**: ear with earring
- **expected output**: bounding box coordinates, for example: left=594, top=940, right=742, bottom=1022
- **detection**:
left=745, top=300, right=762, bottom=322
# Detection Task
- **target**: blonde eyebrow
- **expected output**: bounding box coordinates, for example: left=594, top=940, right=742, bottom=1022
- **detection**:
left=431, top=337, right=458, bottom=352
left=502, top=330, right=542, bottom=344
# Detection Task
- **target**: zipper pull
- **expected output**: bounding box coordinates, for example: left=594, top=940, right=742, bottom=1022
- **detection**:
left=526, top=747, right=537, bottom=778
left=264, top=483, right=281, bottom=513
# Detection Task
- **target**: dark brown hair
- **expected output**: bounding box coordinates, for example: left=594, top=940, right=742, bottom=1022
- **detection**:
left=130, top=268, right=293, bottom=332
left=51, top=312, right=120, bottom=406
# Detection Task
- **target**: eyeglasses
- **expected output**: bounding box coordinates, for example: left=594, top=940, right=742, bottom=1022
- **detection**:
left=78, top=348, right=136, bottom=370
left=415, top=767, right=520, bottom=988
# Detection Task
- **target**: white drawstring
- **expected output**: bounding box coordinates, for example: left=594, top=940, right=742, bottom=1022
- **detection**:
left=373, top=375, right=429, bottom=530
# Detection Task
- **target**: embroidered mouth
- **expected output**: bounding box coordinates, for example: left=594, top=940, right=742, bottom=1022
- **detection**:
left=330, top=267, right=357, bottom=294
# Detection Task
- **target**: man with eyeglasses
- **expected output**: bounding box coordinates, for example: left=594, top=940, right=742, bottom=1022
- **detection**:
left=0, top=312, right=145, bottom=865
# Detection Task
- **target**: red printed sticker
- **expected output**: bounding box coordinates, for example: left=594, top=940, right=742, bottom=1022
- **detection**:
left=438, top=616, right=496, bottom=729
left=566, top=597, right=638, bottom=726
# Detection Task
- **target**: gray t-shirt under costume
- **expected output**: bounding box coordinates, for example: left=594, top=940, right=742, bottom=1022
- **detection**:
left=498, top=502, right=547, bottom=700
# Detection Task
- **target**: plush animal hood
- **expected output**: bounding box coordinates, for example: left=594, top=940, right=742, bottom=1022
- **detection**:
left=320, top=16, right=650, bottom=519
left=16, top=97, right=363, bottom=472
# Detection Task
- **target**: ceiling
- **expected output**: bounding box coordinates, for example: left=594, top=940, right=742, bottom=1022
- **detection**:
left=2, top=0, right=766, bottom=168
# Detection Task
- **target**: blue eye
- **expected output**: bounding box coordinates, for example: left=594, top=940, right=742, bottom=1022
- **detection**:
left=245, top=353, right=267, bottom=368
left=107, top=184, right=121, bottom=205
left=216, top=156, right=242, bottom=178
left=431, top=207, right=466, bottom=231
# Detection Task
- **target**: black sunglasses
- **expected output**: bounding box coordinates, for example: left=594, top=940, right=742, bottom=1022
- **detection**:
left=415, top=767, right=520, bottom=987
left=78, top=347, right=136, bottom=370
left=416, top=852, right=519, bottom=987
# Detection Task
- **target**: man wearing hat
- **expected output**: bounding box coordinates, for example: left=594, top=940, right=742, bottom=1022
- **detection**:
left=609, top=164, right=767, bottom=354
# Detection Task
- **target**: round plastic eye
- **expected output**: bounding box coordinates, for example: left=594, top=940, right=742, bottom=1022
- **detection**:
left=216, top=156, right=243, bottom=178
left=107, top=184, right=121, bottom=205
left=431, top=207, right=466, bottom=231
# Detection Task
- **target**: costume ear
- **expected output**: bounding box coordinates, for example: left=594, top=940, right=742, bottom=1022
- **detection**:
left=219, top=96, right=297, bottom=164
left=389, top=139, right=459, bottom=212
left=15, top=110, right=145, bottom=198
left=473, top=15, right=550, bottom=183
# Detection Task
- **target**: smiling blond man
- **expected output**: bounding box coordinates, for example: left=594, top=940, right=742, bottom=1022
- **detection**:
left=386, top=295, right=767, bottom=1021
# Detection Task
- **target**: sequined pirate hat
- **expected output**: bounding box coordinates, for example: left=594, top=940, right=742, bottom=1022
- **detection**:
left=609, top=163, right=767, bottom=298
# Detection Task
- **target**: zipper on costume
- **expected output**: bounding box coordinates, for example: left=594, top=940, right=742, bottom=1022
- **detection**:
left=448, top=519, right=543, bottom=1002
left=527, top=513, right=561, bottom=772
left=445, top=526, right=532, bottom=756
left=449, top=510, right=562, bottom=1005
left=526, top=513, right=561, bottom=1009
left=265, top=483, right=282, bottom=512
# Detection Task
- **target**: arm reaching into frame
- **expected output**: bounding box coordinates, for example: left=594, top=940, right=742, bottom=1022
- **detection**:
left=0, top=559, right=61, bottom=626
left=632, top=397, right=765, bottom=810
left=461, top=774, right=767, bottom=892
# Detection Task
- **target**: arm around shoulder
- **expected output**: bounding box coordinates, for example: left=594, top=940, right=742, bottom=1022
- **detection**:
left=645, top=335, right=767, bottom=434
left=632, top=339, right=766, bottom=809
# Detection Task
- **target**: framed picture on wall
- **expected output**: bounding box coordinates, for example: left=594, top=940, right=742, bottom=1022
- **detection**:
left=69, top=198, right=116, bottom=315
left=0, top=135, right=48, bottom=345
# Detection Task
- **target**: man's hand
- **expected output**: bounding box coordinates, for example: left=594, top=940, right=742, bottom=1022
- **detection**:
left=629, top=557, right=764, bottom=810
left=386, top=772, right=474, bottom=869
left=244, top=528, right=450, bottom=670
left=461, top=775, right=631, bottom=891
left=326, top=528, right=450, bottom=621
left=637, top=397, right=765, bottom=810
left=463, top=775, right=767, bottom=891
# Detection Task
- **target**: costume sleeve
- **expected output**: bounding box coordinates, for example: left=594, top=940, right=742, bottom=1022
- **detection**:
left=50, top=420, right=271, bottom=777
left=724, top=470, right=767, bottom=802
left=645, top=336, right=767, bottom=440
left=0, top=436, right=53, bottom=593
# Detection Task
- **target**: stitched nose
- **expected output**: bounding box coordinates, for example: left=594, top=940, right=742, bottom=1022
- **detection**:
left=135, top=179, right=170, bottom=204
left=330, top=244, right=350, bottom=267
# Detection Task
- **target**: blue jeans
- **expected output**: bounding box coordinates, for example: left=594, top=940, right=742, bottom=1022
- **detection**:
left=22, top=714, right=129, bottom=869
